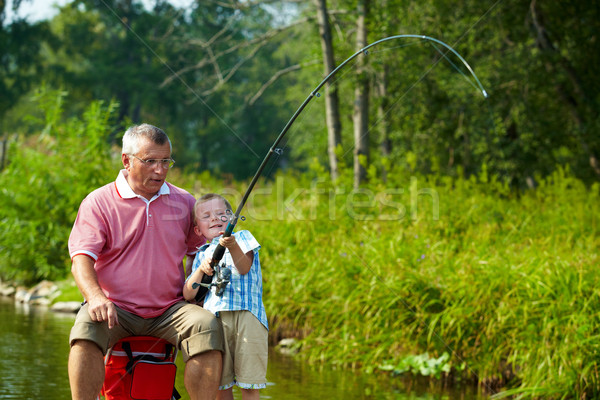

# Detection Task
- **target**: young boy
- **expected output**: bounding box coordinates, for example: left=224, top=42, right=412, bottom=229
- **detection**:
left=184, top=193, right=268, bottom=400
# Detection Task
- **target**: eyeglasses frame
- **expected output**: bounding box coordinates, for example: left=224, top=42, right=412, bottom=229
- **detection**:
left=129, top=154, right=175, bottom=169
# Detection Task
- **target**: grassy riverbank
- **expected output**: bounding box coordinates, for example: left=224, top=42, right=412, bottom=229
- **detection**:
left=208, top=166, right=598, bottom=399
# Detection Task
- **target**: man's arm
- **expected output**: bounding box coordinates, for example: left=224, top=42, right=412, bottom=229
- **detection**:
left=71, top=254, right=118, bottom=329
left=185, top=254, right=196, bottom=279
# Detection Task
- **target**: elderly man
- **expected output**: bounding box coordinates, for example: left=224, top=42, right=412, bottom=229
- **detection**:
left=67, top=123, right=223, bottom=400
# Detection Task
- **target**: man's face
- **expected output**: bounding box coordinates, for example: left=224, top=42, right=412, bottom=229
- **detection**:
left=194, top=198, right=230, bottom=240
left=122, top=137, right=171, bottom=200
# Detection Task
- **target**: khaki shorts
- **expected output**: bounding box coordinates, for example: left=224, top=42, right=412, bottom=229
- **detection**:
left=219, top=310, right=268, bottom=389
left=69, top=302, right=223, bottom=362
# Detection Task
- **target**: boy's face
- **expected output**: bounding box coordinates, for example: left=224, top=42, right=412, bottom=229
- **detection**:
left=194, top=198, right=230, bottom=240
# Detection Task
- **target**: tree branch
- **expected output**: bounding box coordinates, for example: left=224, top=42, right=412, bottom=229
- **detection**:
left=247, top=59, right=320, bottom=105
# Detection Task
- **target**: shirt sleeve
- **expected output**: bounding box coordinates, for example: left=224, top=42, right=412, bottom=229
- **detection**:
left=235, top=230, right=260, bottom=254
left=68, top=194, right=107, bottom=260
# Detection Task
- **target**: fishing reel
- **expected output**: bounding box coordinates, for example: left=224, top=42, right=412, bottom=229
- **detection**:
left=211, top=262, right=231, bottom=297
left=192, top=262, right=231, bottom=297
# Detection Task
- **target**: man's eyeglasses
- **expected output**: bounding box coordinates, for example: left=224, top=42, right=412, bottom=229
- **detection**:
left=129, top=155, right=175, bottom=169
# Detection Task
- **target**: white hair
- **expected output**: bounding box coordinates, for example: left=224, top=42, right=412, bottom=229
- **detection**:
left=122, top=123, right=172, bottom=155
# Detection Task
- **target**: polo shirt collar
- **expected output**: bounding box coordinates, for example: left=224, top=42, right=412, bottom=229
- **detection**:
left=115, top=169, right=170, bottom=200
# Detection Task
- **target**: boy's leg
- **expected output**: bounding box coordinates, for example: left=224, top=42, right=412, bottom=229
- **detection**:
left=241, top=388, right=260, bottom=400
left=216, top=387, right=235, bottom=400
left=230, top=311, right=268, bottom=390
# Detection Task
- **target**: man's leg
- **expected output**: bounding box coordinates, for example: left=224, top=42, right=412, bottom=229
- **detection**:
left=185, top=350, right=223, bottom=400
left=68, top=340, right=104, bottom=400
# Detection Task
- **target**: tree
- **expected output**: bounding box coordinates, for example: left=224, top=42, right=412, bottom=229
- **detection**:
left=0, top=3, right=51, bottom=130
left=529, top=0, right=600, bottom=178
left=352, top=0, right=369, bottom=188
left=313, top=0, right=342, bottom=181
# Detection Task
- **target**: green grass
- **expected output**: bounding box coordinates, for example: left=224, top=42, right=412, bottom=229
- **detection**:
left=225, top=166, right=600, bottom=399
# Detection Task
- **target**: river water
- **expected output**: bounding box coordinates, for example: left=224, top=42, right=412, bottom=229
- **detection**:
left=0, top=298, right=486, bottom=399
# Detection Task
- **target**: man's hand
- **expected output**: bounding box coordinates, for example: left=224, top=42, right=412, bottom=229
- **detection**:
left=71, top=254, right=119, bottom=329
left=87, top=293, right=119, bottom=329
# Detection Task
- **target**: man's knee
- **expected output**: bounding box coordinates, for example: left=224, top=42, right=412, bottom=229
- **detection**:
left=70, top=339, right=104, bottom=356
left=181, top=318, right=224, bottom=361
left=187, top=350, right=222, bottom=377
left=191, top=308, right=221, bottom=332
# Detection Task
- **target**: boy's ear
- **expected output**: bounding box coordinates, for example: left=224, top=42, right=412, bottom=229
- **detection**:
left=194, top=225, right=202, bottom=237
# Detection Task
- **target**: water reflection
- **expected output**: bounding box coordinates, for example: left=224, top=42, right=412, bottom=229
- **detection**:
left=0, top=299, right=74, bottom=399
left=0, top=298, right=485, bottom=399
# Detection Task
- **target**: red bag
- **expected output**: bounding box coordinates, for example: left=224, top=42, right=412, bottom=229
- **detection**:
left=102, top=336, right=179, bottom=400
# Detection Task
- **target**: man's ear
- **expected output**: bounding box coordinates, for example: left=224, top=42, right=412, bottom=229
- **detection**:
left=122, top=153, right=131, bottom=169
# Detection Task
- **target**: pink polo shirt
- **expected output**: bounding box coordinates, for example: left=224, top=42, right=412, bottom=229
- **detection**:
left=68, top=170, right=204, bottom=318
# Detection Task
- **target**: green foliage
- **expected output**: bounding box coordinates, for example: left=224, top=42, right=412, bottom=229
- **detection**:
left=0, top=16, right=51, bottom=121
left=232, top=164, right=599, bottom=399
left=0, top=88, right=119, bottom=284
left=379, top=352, right=452, bottom=379
left=4, top=0, right=600, bottom=183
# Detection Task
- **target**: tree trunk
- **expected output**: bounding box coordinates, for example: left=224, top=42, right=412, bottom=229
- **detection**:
left=377, top=65, right=390, bottom=182
left=313, top=0, right=342, bottom=181
left=353, top=0, right=370, bottom=188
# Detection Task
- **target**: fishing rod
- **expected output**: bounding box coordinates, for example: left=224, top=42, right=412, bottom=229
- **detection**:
left=192, top=34, right=488, bottom=299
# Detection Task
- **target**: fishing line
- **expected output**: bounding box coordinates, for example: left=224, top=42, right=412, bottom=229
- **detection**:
left=341, top=37, right=487, bottom=161
left=430, top=43, right=485, bottom=94
left=96, top=0, right=260, bottom=159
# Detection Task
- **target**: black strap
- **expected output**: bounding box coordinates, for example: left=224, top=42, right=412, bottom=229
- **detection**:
left=122, top=341, right=174, bottom=373
left=172, top=387, right=181, bottom=399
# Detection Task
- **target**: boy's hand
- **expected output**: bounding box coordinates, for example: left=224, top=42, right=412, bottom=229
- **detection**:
left=199, top=258, right=214, bottom=275
left=219, top=232, right=237, bottom=249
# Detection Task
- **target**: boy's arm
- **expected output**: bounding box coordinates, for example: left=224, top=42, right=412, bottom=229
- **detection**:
left=183, top=267, right=204, bottom=301
left=219, top=235, right=254, bottom=275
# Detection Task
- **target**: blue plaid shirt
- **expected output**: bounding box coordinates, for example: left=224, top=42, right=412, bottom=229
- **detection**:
left=192, top=230, right=268, bottom=330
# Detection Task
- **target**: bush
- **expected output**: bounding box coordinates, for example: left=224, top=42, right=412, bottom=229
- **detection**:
left=0, top=88, right=119, bottom=284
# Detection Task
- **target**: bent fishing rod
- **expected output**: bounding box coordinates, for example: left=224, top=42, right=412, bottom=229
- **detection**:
left=193, top=34, right=488, bottom=299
